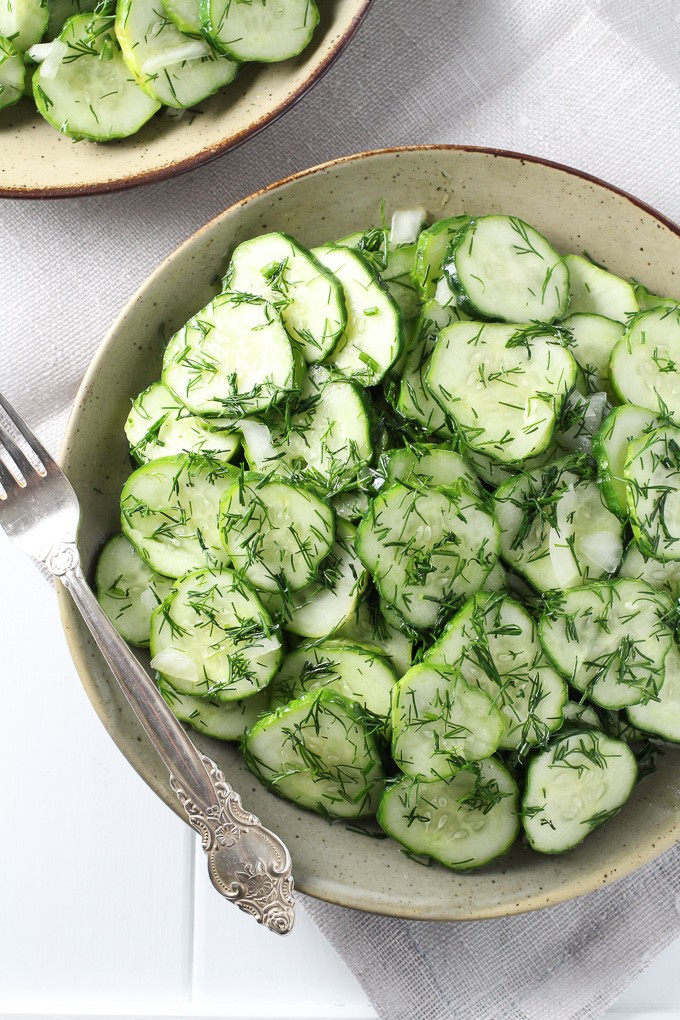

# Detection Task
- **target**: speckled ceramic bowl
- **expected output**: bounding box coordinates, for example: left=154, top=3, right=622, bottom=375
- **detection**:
left=59, top=146, right=680, bottom=920
left=0, top=0, right=371, bottom=198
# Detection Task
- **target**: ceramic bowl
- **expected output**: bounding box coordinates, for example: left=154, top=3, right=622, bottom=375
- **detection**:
left=0, top=0, right=371, bottom=198
left=59, top=145, right=680, bottom=920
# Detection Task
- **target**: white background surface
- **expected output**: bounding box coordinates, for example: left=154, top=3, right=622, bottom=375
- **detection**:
left=0, top=531, right=678, bottom=1018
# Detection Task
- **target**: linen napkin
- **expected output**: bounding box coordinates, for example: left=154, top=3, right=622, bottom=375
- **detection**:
left=2, top=0, right=680, bottom=1016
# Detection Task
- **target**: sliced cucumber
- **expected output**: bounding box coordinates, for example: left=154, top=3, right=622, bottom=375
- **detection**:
left=202, top=0, right=319, bottom=63
left=413, top=216, right=470, bottom=299
left=120, top=454, right=235, bottom=578
left=335, top=590, right=413, bottom=678
left=239, top=364, right=372, bottom=495
left=633, top=280, right=679, bottom=313
left=562, top=700, right=600, bottom=730
left=522, top=729, right=637, bottom=854
left=332, top=489, right=370, bottom=522
left=462, top=440, right=556, bottom=489
left=425, top=592, right=567, bottom=752
left=163, top=292, right=301, bottom=419
left=225, top=233, right=346, bottom=364
left=378, top=760, right=520, bottom=871
left=539, top=579, right=674, bottom=709
left=592, top=403, right=657, bottom=518
left=159, top=680, right=270, bottom=741
left=243, top=689, right=384, bottom=819
left=46, top=0, right=86, bottom=39
left=396, top=295, right=463, bottom=435
left=391, top=662, right=504, bottom=777
left=493, top=456, right=623, bottom=591
left=0, top=34, right=24, bottom=106
left=554, top=389, right=609, bottom=456
left=268, top=640, right=397, bottom=720
left=95, top=533, right=174, bottom=647
left=0, top=0, right=47, bottom=51
left=426, top=321, right=577, bottom=464
left=381, top=443, right=481, bottom=497
left=219, top=473, right=335, bottom=593
left=559, top=313, right=624, bottom=396
left=116, top=0, right=237, bottom=109
left=356, top=481, right=499, bottom=631
left=162, top=0, right=201, bottom=36
left=624, top=425, right=680, bottom=561
left=33, top=13, right=160, bottom=141
left=563, top=254, right=638, bottom=322
left=627, top=643, right=680, bottom=743
left=125, top=381, right=239, bottom=465
left=610, top=306, right=680, bottom=419
left=619, top=542, right=680, bottom=601
left=150, top=566, right=282, bottom=700
left=443, top=216, right=569, bottom=323
left=336, top=228, right=421, bottom=333
left=312, top=244, right=403, bottom=386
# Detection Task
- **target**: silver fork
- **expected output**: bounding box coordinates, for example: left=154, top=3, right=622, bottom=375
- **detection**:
left=0, top=391, right=295, bottom=935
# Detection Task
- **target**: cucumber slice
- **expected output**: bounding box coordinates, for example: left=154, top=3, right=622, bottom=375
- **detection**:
left=426, top=321, right=577, bottom=464
left=482, top=559, right=507, bottom=593
left=239, top=364, right=372, bottom=495
left=336, top=228, right=421, bottom=333
left=219, top=473, right=335, bottom=593
left=312, top=244, right=403, bottom=386
left=125, top=381, right=239, bottom=464
left=425, top=593, right=567, bottom=752
left=262, top=520, right=368, bottom=639
left=268, top=640, right=397, bottom=720
left=120, top=454, right=235, bottom=578
left=610, top=306, right=680, bottom=419
left=554, top=389, right=609, bottom=456
left=159, top=680, right=270, bottom=741
left=95, top=533, right=174, bottom=647
left=633, top=280, right=679, bottom=313
left=562, top=700, right=600, bottom=729
left=225, top=233, right=346, bottom=364
left=522, top=729, right=637, bottom=854
left=443, top=216, right=569, bottom=323
left=0, top=0, right=47, bottom=51
left=0, top=34, right=24, bottom=106
left=391, top=662, right=504, bottom=777
left=356, top=481, right=499, bottom=631
left=202, top=0, right=319, bottom=63
left=619, top=543, right=680, bottom=601
left=163, top=292, right=301, bottom=419
left=162, top=0, right=201, bottom=36
left=396, top=295, right=465, bottom=435
left=413, top=216, right=470, bottom=299
left=493, top=456, right=623, bottom=592
left=378, top=760, right=520, bottom=871
left=538, top=579, right=674, bottom=709
left=335, top=590, right=413, bottom=678
left=46, top=0, right=85, bottom=38
left=462, top=441, right=556, bottom=489
left=563, top=254, right=638, bottom=323
left=33, top=13, right=160, bottom=141
left=332, top=489, right=370, bottom=522
left=627, top=643, right=680, bottom=743
left=243, top=689, right=385, bottom=819
left=592, top=403, right=657, bottom=518
left=116, top=0, right=237, bottom=109
left=559, top=313, right=624, bottom=397
left=381, top=443, right=482, bottom=498
left=150, top=566, right=282, bottom=700
left=624, top=425, right=680, bottom=560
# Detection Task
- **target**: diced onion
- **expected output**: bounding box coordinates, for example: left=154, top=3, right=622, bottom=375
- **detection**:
left=434, top=276, right=457, bottom=307
left=140, top=588, right=159, bottom=613
left=27, top=40, right=68, bottom=79
left=390, top=209, right=426, bottom=246
left=579, top=530, right=622, bottom=574
left=142, top=40, right=211, bottom=76
left=150, top=648, right=198, bottom=683
left=239, top=420, right=277, bottom=467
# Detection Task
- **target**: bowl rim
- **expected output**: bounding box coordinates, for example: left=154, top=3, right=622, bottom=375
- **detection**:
left=59, top=143, right=680, bottom=919
left=3, top=0, right=373, bottom=201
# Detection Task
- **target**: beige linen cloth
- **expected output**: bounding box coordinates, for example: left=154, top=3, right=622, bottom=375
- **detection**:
left=2, top=1, right=679, bottom=1017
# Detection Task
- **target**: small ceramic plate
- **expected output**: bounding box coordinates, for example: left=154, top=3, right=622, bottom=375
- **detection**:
left=59, top=146, right=680, bottom=920
left=0, top=0, right=370, bottom=198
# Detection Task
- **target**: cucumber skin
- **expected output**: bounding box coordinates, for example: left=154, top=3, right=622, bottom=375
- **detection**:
left=200, top=0, right=319, bottom=62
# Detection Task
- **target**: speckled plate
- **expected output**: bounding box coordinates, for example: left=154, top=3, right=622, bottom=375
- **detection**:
left=0, top=0, right=371, bottom=198
left=59, top=146, right=680, bottom=920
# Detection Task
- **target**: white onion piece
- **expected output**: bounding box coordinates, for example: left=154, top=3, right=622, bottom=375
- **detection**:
left=240, top=420, right=277, bottom=467
left=578, top=530, right=622, bottom=574
left=142, top=40, right=211, bottom=76
left=28, top=40, right=68, bottom=79
left=434, top=275, right=457, bottom=307
left=390, top=208, right=426, bottom=246
left=140, top=588, right=159, bottom=613
left=150, top=648, right=199, bottom=683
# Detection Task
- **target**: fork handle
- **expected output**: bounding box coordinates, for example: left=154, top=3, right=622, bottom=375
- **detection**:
left=60, top=562, right=223, bottom=815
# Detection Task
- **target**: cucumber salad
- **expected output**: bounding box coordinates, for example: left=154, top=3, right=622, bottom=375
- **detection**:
left=0, top=0, right=319, bottom=140
left=96, top=208, right=680, bottom=873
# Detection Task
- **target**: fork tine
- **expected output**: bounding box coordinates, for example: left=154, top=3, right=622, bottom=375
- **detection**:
left=0, top=417, right=44, bottom=482
left=0, top=390, right=53, bottom=471
left=0, top=449, right=22, bottom=497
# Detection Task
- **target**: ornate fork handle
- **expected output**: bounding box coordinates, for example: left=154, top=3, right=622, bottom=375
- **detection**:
left=54, top=543, right=295, bottom=934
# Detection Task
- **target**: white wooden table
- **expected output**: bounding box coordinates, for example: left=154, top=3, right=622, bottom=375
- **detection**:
left=1, top=532, right=678, bottom=1020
